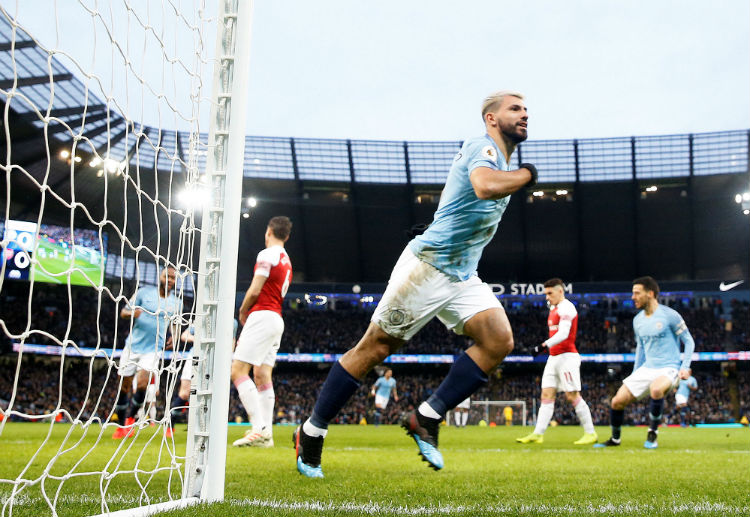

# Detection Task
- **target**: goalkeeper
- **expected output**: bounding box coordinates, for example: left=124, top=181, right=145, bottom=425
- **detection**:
left=294, top=91, right=538, bottom=478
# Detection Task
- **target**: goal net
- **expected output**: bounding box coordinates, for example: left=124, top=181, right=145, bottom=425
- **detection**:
left=447, top=400, right=527, bottom=427
left=0, top=1, right=250, bottom=515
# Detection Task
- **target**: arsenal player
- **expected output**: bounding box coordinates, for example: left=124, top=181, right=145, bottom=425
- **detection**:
left=516, top=278, right=597, bottom=445
left=230, top=216, right=293, bottom=448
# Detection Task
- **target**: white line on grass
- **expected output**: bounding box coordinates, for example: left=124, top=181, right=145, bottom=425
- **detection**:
left=232, top=498, right=750, bottom=516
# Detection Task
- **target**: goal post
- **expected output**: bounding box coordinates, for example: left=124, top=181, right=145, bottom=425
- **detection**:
left=184, top=0, right=254, bottom=503
left=0, top=0, right=253, bottom=515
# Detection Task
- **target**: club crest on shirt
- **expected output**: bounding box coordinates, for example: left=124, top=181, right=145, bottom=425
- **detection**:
left=481, top=145, right=498, bottom=163
left=388, top=308, right=406, bottom=326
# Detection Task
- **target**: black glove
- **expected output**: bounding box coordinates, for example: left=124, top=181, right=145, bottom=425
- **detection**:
left=531, top=344, right=546, bottom=357
left=520, top=163, right=538, bottom=187
left=405, top=223, right=430, bottom=239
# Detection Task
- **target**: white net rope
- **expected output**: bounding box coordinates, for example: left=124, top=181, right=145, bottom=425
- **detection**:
left=0, top=1, right=213, bottom=515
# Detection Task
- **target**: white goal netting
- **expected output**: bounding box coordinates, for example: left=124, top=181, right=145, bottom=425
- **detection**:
left=0, top=1, right=248, bottom=515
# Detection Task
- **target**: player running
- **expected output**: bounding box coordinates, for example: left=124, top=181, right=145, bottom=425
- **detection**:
left=231, top=216, right=293, bottom=448
left=674, top=369, right=698, bottom=426
left=294, top=91, right=538, bottom=478
left=113, top=266, right=180, bottom=439
left=517, top=278, right=597, bottom=445
left=370, top=369, right=398, bottom=425
left=595, top=276, right=695, bottom=449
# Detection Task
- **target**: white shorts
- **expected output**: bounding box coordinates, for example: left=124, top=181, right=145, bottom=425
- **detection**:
left=118, top=347, right=159, bottom=378
left=375, top=394, right=389, bottom=409
left=372, top=247, right=502, bottom=340
left=623, top=366, right=679, bottom=400
left=234, top=310, right=284, bottom=367
left=675, top=393, right=689, bottom=406
left=180, top=347, right=194, bottom=382
left=541, top=353, right=582, bottom=392
left=456, top=397, right=471, bottom=410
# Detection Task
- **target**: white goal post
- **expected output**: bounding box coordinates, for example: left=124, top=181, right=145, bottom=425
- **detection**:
left=0, top=1, right=253, bottom=516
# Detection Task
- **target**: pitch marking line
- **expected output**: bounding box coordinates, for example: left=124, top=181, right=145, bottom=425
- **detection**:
left=234, top=498, right=750, bottom=515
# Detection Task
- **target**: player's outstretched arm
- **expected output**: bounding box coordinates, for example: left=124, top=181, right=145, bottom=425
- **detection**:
left=469, top=163, right=537, bottom=200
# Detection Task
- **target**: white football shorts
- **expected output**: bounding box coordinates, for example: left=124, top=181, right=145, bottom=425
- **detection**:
left=180, top=347, right=194, bottom=382
left=234, top=310, right=284, bottom=367
left=674, top=393, right=689, bottom=406
left=372, top=247, right=502, bottom=340
left=374, top=394, right=390, bottom=409
left=456, top=397, right=471, bottom=410
left=623, top=366, right=679, bottom=400
left=541, top=352, right=582, bottom=392
left=118, top=347, right=159, bottom=378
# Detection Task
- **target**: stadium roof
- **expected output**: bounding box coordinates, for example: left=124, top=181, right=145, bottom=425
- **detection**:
left=1, top=15, right=748, bottom=286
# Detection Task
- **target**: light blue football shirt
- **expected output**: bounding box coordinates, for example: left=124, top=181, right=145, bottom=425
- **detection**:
left=676, top=376, right=698, bottom=399
left=374, top=376, right=397, bottom=399
left=125, top=286, right=180, bottom=354
left=409, top=134, right=512, bottom=281
left=632, top=304, right=695, bottom=371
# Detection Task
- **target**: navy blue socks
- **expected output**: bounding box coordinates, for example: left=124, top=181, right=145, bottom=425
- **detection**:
left=309, top=361, right=361, bottom=429
left=128, top=388, right=147, bottom=419
left=115, top=391, right=129, bottom=423
left=425, top=352, right=488, bottom=418
left=611, top=408, right=625, bottom=440
left=649, top=397, right=664, bottom=432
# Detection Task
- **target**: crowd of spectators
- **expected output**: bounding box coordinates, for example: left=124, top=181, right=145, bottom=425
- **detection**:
left=2, top=353, right=740, bottom=429
left=0, top=283, right=747, bottom=429
left=0, top=282, right=742, bottom=357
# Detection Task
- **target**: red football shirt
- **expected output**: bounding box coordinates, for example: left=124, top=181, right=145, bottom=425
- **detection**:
left=547, top=298, right=578, bottom=356
left=249, top=245, right=292, bottom=316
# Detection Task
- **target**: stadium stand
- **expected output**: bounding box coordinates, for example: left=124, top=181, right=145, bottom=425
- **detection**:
left=1, top=282, right=747, bottom=427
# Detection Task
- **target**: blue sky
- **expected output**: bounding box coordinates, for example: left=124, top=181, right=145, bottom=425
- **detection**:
left=12, top=0, right=750, bottom=142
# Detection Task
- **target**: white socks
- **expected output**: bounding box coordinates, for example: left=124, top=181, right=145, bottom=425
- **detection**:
left=534, top=396, right=595, bottom=435
left=303, top=419, right=328, bottom=438
left=534, top=400, right=555, bottom=435
left=258, top=383, right=275, bottom=431
left=574, top=397, right=595, bottom=434
left=418, top=402, right=442, bottom=420
left=235, top=376, right=265, bottom=433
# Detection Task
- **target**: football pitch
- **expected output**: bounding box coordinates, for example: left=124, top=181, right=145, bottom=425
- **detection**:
left=30, top=239, right=104, bottom=287
left=0, top=423, right=748, bottom=516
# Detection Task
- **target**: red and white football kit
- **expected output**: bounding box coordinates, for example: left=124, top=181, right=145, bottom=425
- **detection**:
left=234, top=246, right=292, bottom=367
left=541, top=298, right=581, bottom=392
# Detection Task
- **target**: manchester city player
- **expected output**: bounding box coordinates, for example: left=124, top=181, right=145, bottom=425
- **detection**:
left=674, top=370, right=698, bottom=426
left=370, top=369, right=399, bottom=425
left=294, top=91, right=538, bottom=478
left=595, top=276, right=695, bottom=449
left=113, top=266, right=180, bottom=439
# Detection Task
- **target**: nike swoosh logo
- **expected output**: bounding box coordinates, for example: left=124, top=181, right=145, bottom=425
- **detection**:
left=719, top=280, right=745, bottom=292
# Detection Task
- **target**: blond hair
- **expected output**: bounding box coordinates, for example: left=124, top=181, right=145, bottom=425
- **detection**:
left=481, top=91, right=524, bottom=121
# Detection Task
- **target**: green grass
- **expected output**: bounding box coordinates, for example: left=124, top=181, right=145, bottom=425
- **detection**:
left=1, top=422, right=748, bottom=516
left=31, top=239, right=104, bottom=286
